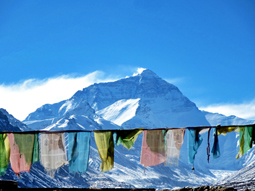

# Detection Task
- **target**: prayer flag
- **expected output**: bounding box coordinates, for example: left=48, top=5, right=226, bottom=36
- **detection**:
left=188, top=128, right=203, bottom=165
left=40, top=132, right=68, bottom=177
left=217, top=126, right=237, bottom=136
left=211, top=128, right=220, bottom=159
left=236, top=126, right=253, bottom=159
left=32, top=133, right=39, bottom=164
left=140, top=130, right=166, bottom=167
left=165, top=129, right=185, bottom=167
left=94, top=131, right=114, bottom=172
left=8, top=133, right=35, bottom=176
left=113, top=129, right=143, bottom=149
left=0, top=134, right=10, bottom=176
left=68, top=132, right=91, bottom=174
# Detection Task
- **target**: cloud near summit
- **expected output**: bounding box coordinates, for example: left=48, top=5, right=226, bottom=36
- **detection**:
left=200, top=100, right=255, bottom=120
left=0, top=71, right=119, bottom=121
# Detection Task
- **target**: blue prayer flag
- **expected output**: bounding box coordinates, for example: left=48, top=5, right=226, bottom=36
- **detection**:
left=68, top=132, right=91, bottom=174
left=211, top=128, right=220, bottom=159
left=188, top=128, right=203, bottom=165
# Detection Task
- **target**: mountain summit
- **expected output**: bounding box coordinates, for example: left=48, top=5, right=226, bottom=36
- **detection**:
left=136, top=68, right=159, bottom=78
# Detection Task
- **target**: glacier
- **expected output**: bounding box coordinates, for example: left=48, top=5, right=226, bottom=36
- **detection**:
left=0, top=69, right=255, bottom=190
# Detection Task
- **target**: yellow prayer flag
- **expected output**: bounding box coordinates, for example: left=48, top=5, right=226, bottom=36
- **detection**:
left=94, top=131, right=114, bottom=172
left=217, top=126, right=237, bottom=136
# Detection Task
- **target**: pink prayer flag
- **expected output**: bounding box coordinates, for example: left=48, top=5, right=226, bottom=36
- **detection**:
left=140, top=130, right=166, bottom=167
left=8, top=133, right=34, bottom=176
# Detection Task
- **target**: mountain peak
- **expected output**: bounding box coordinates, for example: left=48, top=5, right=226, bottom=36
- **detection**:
left=133, top=68, right=158, bottom=78
left=140, top=69, right=158, bottom=77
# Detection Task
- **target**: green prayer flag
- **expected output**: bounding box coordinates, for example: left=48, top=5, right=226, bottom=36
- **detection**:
left=32, top=133, right=39, bottom=163
left=237, top=126, right=253, bottom=159
left=243, top=126, right=253, bottom=154
left=0, top=134, right=10, bottom=176
left=115, top=129, right=143, bottom=150
left=13, top=133, right=35, bottom=165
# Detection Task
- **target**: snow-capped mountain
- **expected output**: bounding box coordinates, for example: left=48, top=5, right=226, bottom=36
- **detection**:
left=202, top=111, right=255, bottom=126
left=1, top=69, right=255, bottom=190
left=24, top=69, right=210, bottom=129
left=0, top=108, right=30, bottom=131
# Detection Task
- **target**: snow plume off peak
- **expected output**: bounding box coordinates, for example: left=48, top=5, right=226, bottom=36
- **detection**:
left=133, top=68, right=158, bottom=78
left=133, top=67, right=147, bottom=76
left=96, top=98, right=140, bottom=126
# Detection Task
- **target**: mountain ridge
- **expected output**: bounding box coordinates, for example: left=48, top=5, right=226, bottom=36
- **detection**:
left=0, top=108, right=30, bottom=131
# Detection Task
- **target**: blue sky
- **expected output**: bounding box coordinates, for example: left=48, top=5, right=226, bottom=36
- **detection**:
left=0, top=0, right=255, bottom=120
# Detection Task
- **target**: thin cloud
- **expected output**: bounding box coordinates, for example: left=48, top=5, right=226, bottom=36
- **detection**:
left=165, top=77, right=184, bottom=85
left=200, top=100, right=255, bottom=120
left=0, top=71, right=119, bottom=121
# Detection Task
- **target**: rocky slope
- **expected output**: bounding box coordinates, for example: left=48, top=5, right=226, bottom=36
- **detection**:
left=0, top=108, right=30, bottom=131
